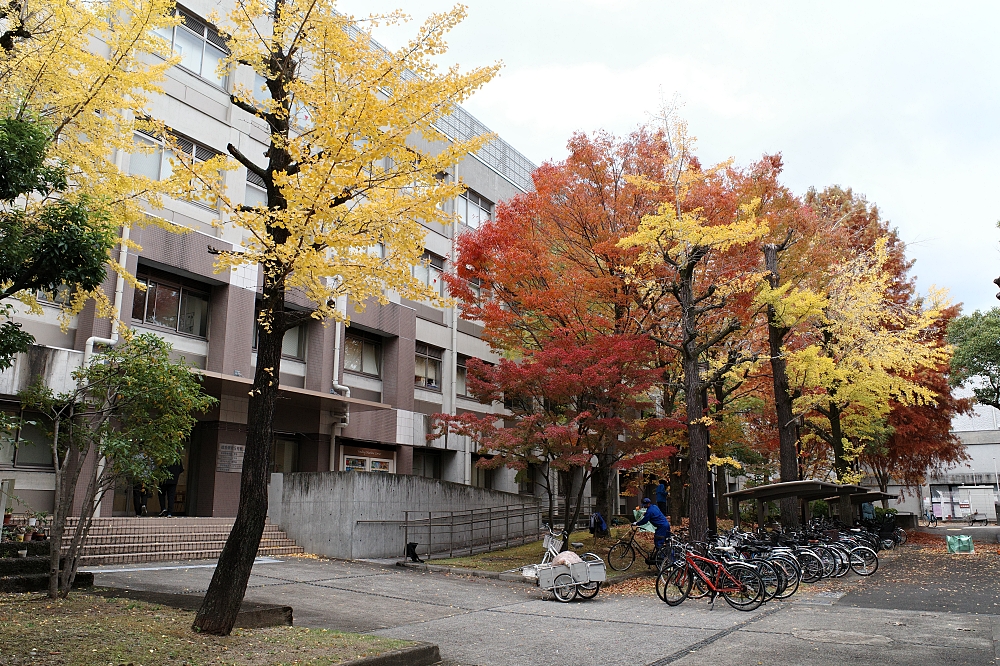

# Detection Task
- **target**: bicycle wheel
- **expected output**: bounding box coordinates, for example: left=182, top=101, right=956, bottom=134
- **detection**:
left=894, top=527, right=906, bottom=545
left=607, top=543, right=635, bottom=571
left=849, top=546, right=878, bottom=576
left=813, top=546, right=837, bottom=578
left=753, top=560, right=780, bottom=602
left=576, top=580, right=600, bottom=599
left=829, top=546, right=851, bottom=578
left=769, top=557, right=800, bottom=599
left=552, top=573, right=576, bottom=602
left=796, top=550, right=824, bottom=584
left=656, top=563, right=692, bottom=606
left=720, top=563, right=764, bottom=611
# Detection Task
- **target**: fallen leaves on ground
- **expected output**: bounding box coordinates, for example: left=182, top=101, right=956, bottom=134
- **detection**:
left=0, top=593, right=409, bottom=666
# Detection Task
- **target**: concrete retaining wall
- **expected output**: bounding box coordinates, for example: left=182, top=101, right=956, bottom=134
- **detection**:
left=268, top=472, right=541, bottom=560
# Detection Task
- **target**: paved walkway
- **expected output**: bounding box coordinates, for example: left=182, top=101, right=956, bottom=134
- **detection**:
left=88, top=548, right=1000, bottom=666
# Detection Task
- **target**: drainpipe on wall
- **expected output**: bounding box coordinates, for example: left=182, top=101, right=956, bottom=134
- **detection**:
left=330, top=295, right=350, bottom=471
left=452, top=168, right=470, bottom=486
left=84, top=221, right=129, bottom=366
left=84, top=223, right=129, bottom=515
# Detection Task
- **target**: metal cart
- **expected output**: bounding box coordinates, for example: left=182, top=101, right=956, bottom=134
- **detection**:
left=523, top=552, right=607, bottom=602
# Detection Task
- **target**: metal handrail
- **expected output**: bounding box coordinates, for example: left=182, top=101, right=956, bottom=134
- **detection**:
left=400, top=503, right=542, bottom=559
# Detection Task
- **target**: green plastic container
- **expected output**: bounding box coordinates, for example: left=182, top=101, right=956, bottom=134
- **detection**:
left=946, top=534, right=974, bottom=554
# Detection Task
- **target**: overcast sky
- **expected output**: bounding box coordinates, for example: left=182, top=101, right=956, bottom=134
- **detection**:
left=340, top=0, right=1000, bottom=314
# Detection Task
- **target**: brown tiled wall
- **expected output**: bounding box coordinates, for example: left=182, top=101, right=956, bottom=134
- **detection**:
left=132, top=223, right=231, bottom=282
left=305, top=319, right=334, bottom=393
left=395, top=444, right=413, bottom=474
left=207, top=285, right=255, bottom=377
left=342, top=408, right=398, bottom=443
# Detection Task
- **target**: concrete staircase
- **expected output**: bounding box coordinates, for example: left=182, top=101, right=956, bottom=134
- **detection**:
left=61, top=517, right=304, bottom=566
left=0, top=541, right=94, bottom=592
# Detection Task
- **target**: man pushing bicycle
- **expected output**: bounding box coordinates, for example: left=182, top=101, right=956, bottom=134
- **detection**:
left=634, top=497, right=671, bottom=553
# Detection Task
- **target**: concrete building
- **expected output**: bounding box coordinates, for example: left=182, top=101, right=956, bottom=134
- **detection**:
left=876, top=389, right=1000, bottom=520
left=0, top=0, right=536, bottom=517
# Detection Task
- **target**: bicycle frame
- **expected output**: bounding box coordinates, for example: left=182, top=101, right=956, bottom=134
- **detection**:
left=684, top=551, right=746, bottom=595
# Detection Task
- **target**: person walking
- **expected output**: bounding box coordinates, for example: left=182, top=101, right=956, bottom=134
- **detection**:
left=157, top=461, right=184, bottom=517
left=655, top=479, right=668, bottom=516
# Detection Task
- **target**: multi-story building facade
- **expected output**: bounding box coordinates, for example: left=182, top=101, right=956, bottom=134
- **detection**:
left=0, top=0, right=536, bottom=517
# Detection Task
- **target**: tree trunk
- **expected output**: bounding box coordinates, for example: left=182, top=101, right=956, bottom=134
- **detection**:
left=668, top=453, right=686, bottom=526
left=684, top=355, right=709, bottom=542
left=714, top=467, right=729, bottom=519
left=563, top=468, right=591, bottom=550
left=763, top=244, right=800, bottom=528
left=193, top=286, right=286, bottom=635
left=591, top=452, right=616, bottom=521
left=50, top=423, right=88, bottom=598
left=828, top=403, right=854, bottom=523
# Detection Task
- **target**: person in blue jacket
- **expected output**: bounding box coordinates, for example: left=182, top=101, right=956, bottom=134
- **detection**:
left=634, top=497, right=671, bottom=550
left=655, top=479, right=668, bottom=515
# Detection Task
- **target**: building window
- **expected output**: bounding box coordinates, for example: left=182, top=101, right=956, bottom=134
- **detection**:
left=467, top=277, right=482, bottom=302
left=471, top=454, right=493, bottom=489
left=129, top=130, right=222, bottom=200
left=35, top=285, right=71, bottom=306
left=344, top=332, right=381, bottom=377
left=0, top=411, right=54, bottom=469
left=457, top=189, right=493, bottom=230
left=154, top=6, right=229, bottom=88
left=271, top=436, right=299, bottom=474
left=412, top=450, right=441, bottom=480
left=281, top=325, right=307, bottom=360
left=251, top=305, right=307, bottom=360
left=456, top=355, right=469, bottom=396
left=412, top=252, right=444, bottom=297
left=518, top=463, right=538, bottom=495
left=244, top=170, right=268, bottom=208
left=131, top=272, right=210, bottom=338
left=414, top=342, right=443, bottom=390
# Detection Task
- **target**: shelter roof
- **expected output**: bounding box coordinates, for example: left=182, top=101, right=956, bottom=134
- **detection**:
left=723, top=480, right=868, bottom=503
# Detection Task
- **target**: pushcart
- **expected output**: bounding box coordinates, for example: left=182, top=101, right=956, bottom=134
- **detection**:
left=522, top=552, right=606, bottom=602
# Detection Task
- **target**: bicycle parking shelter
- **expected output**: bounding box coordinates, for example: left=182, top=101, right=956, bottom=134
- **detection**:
left=725, top=480, right=895, bottom=527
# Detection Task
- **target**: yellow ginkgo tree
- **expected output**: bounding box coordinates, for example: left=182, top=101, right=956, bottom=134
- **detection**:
left=784, top=239, right=948, bottom=512
left=188, top=0, right=498, bottom=635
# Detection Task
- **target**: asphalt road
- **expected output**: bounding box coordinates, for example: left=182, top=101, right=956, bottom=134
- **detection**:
left=88, top=549, right=1000, bottom=666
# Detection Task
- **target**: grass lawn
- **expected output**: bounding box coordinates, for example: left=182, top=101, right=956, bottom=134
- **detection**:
left=427, top=527, right=663, bottom=580
left=0, top=592, right=411, bottom=666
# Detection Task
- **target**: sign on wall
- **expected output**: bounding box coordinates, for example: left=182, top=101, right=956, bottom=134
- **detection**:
left=217, top=443, right=245, bottom=473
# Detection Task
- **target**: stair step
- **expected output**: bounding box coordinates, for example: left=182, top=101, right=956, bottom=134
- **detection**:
left=70, top=539, right=299, bottom=557
left=47, top=517, right=306, bottom=566
left=60, top=528, right=286, bottom=542
left=76, top=546, right=304, bottom=566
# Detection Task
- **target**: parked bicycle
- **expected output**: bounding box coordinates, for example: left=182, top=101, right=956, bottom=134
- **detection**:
left=920, top=510, right=938, bottom=528
left=656, top=542, right=765, bottom=611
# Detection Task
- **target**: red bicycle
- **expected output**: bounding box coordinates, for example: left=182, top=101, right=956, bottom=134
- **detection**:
left=656, top=544, right=764, bottom=611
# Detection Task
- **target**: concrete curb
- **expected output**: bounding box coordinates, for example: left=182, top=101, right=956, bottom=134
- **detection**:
left=89, top=588, right=293, bottom=628
left=339, top=642, right=440, bottom=666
